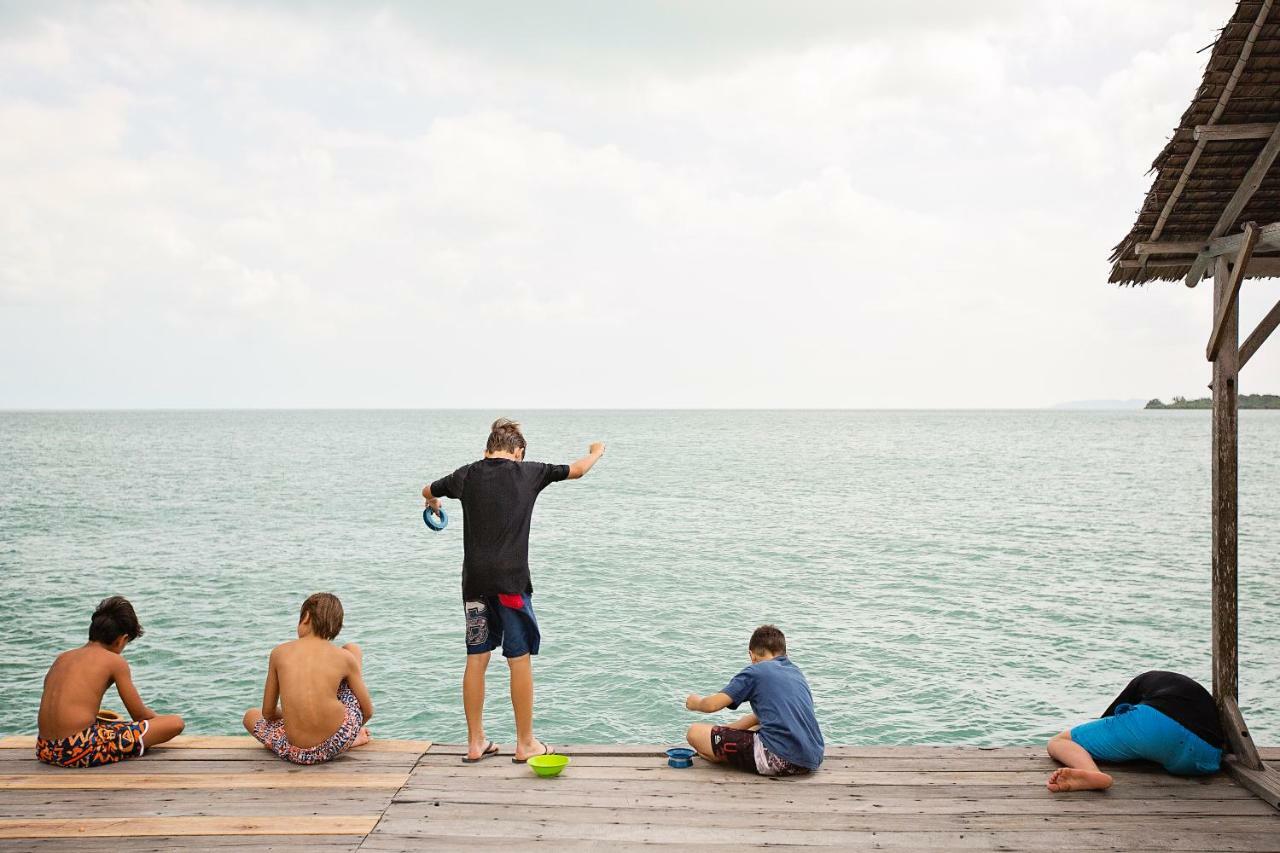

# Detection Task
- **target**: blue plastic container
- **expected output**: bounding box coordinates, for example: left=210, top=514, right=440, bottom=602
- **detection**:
left=423, top=506, right=449, bottom=531
left=666, top=747, right=695, bottom=769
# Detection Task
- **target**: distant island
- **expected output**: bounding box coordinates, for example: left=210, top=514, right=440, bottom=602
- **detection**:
left=1146, top=394, right=1280, bottom=409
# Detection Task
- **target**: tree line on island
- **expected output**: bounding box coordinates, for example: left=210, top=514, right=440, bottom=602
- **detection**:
left=1146, top=394, right=1280, bottom=409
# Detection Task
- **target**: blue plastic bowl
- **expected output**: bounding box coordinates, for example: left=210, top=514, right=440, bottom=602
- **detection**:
left=423, top=506, right=449, bottom=531
left=666, top=747, right=695, bottom=768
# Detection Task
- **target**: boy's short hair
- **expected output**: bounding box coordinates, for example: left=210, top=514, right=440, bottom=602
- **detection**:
left=749, top=624, right=787, bottom=656
left=486, top=417, right=527, bottom=455
left=89, top=596, right=144, bottom=644
left=300, top=593, right=344, bottom=640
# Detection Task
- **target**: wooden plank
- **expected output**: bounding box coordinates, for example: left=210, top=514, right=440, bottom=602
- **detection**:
left=1195, top=123, right=1278, bottom=142
left=1189, top=123, right=1280, bottom=286
left=398, top=763, right=1238, bottom=789
left=1, top=837, right=361, bottom=851
left=1211, top=253, right=1240, bottom=703
left=1226, top=757, right=1280, bottom=810
left=1208, top=223, right=1260, bottom=360
left=1136, top=240, right=1208, bottom=255
left=378, top=800, right=1280, bottom=833
left=1205, top=222, right=1280, bottom=258
left=0, top=772, right=409, bottom=790
left=0, top=815, right=379, bottom=839
left=11, top=758, right=416, bottom=775
left=364, top=818, right=1280, bottom=850
left=1223, top=697, right=1265, bottom=771
left=0, top=735, right=431, bottom=754
left=1240, top=296, right=1280, bottom=370
left=389, top=784, right=1279, bottom=816
left=391, top=772, right=1254, bottom=800
left=0, top=789, right=398, bottom=819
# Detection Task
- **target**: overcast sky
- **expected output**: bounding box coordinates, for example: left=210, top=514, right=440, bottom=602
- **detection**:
left=2, top=0, right=1276, bottom=408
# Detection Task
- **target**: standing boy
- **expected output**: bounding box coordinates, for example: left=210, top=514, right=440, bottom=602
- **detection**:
left=684, top=625, right=824, bottom=776
left=423, top=418, right=604, bottom=763
left=36, top=596, right=185, bottom=767
left=243, top=592, right=374, bottom=765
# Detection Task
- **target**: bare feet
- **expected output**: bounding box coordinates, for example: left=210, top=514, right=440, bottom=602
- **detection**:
left=1047, top=767, right=1113, bottom=792
left=351, top=727, right=371, bottom=749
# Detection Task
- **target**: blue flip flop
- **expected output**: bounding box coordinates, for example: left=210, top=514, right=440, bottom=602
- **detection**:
left=423, top=506, right=449, bottom=531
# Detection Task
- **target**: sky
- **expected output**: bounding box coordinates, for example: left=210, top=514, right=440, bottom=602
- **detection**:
left=1, top=0, right=1276, bottom=408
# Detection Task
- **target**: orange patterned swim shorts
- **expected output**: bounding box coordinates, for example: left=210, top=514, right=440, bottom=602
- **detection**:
left=36, top=719, right=149, bottom=768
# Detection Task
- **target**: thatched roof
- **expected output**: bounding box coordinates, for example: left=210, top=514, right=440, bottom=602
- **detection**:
left=1109, top=0, right=1280, bottom=284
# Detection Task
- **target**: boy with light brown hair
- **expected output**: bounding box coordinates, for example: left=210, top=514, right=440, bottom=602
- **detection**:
left=423, top=417, right=605, bottom=763
left=243, top=593, right=374, bottom=765
left=36, top=596, right=185, bottom=768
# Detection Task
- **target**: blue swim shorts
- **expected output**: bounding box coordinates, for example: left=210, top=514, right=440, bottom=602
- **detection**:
left=464, top=595, right=541, bottom=658
left=1071, top=703, right=1221, bottom=776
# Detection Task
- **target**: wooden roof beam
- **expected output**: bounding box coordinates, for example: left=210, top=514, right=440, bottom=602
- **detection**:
left=1135, top=240, right=1208, bottom=255
left=1194, top=122, right=1278, bottom=142
left=1186, top=122, right=1280, bottom=287
left=1239, top=297, right=1280, bottom=370
left=1207, top=223, right=1259, bottom=361
left=1205, top=221, right=1280, bottom=259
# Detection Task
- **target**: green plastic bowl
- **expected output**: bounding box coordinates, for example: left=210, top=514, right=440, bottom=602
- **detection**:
left=527, top=753, right=570, bottom=778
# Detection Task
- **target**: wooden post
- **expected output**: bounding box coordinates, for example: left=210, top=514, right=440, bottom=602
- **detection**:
left=1210, top=254, right=1239, bottom=704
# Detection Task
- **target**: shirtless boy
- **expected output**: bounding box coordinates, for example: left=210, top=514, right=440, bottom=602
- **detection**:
left=36, top=596, right=185, bottom=767
left=243, top=593, right=374, bottom=765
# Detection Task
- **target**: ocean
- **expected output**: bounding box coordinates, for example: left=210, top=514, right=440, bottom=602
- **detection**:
left=2, top=410, right=1277, bottom=747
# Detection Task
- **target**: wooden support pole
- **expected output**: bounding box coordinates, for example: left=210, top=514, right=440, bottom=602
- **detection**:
left=1240, top=297, right=1280, bottom=371
left=1207, top=223, right=1259, bottom=361
left=1211, top=254, right=1239, bottom=705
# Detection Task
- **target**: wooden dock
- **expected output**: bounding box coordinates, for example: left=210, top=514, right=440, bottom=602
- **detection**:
left=1, top=737, right=1277, bottom=851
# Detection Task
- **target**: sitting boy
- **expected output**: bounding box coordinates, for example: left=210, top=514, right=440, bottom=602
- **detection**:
left=1047, top=670, right=1224, bottom=792
left=243, top=593, right=374, bottom=765
left=36, top=596, right=185, bottom=768
left=684, top=625, right=824, bottom=777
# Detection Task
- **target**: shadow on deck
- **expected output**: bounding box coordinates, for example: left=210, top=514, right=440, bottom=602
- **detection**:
left=0, top=737, right=1276, bottom=851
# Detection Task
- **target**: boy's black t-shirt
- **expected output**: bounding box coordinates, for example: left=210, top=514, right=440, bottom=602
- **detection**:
left=430, top=458, right=570, bottom=599
left=1102, top=670, right=1224, bottom=748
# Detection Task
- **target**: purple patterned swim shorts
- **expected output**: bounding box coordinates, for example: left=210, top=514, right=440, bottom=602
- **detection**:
left=252, top=680, right=364, bottom=765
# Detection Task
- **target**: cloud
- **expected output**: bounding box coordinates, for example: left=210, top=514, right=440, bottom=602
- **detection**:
left=0, top=0, right=1259, bottom=408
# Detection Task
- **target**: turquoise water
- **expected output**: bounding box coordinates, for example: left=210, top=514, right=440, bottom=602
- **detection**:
left=2, top=410, right=1278, bottom=746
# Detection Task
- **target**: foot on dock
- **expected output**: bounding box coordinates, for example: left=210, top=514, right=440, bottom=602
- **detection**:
left=1047, top=767, right=1113, bottom=792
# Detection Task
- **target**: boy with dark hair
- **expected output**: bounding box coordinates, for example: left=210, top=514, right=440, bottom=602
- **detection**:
left=684, top=625, right=824, bottom=776
left=1046, top=670, right=1224, bottom=792
left=36, top=596, right=185, bottom=767
left=243, top=593, right=375, bottom=765
left=423, top=417, right=605, bottom=763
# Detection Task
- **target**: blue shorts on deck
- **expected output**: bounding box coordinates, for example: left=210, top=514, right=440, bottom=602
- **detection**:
left=1071, top=703, right=1221, bottom=776
left=464, top=595, right=540, bottom=658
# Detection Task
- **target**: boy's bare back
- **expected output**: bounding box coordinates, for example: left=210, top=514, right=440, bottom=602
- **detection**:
left=266, top=638, right=371, bottom=749
left=38, top=645, right=137, bottom=740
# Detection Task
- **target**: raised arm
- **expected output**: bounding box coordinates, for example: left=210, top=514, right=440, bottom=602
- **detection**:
left=568, top=442, right=606, bottom=480
left=112, top=658, right=155, bottom=722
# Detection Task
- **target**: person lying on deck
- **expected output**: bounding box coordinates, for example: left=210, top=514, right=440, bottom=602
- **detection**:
left=243, top=592, right=374, bottom=765
left=1046, top=670, right=1224, bottom=792
left=36, top=596, right=185, bottom=768
left=683, top=625, right=824, bottom=777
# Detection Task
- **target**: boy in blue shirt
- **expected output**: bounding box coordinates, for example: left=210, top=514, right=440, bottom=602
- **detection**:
left=683, top=625, right=824, bottom=776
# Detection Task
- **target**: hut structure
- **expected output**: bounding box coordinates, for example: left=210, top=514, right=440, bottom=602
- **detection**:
left=1109, top=0, right=1280, bottom=809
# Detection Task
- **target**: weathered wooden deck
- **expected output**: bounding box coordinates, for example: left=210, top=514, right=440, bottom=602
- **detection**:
left=1, top=737, right=1276, bottom=851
